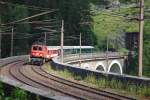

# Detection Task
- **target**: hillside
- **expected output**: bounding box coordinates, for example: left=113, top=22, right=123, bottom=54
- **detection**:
left=91, top=0, right=150, bottom=76
left=0, top=0, right=149, bottom=76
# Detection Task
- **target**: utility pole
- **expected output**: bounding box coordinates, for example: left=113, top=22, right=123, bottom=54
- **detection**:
left=0, top=13, right=1, bottom=58
left=0, top=25, right=1, bottom=58
left=60, top=20, right=64, bottom=63
left=44, top=32, right=46, bottom=45
left=138, top=0, right=144, bottom=77
left=79, top=32, right=82, bottom=67
left=106, top=35, right=109, bottom=69
left=11, top=26, right=14, bottom=56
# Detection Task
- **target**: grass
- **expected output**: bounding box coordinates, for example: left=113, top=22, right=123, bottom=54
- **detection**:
left=43, top=64, right=150, bottom=100
left=92, top=6, right=139, bottom=39
left=11, top=88, right=28, bottom=100
left=0, top=86, right=29, bottom=100
left=92, top=6, right=139, bottom=51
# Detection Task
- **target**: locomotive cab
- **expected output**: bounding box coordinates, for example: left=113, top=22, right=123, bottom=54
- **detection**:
left=29, top=45, right=47, bottom=65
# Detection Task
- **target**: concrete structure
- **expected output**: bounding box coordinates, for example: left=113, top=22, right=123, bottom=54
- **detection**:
left=69, top=57, right=126, bottom=75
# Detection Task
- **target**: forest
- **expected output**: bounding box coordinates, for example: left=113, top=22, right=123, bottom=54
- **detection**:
left=0, top=0, right=150, bottom=76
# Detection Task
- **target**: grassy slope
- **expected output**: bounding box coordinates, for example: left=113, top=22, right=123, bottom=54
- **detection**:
left=92, top=7, right=139, bottom=47
left=43, top=64, right=150, bottom=100
left=92, top=1, right=150, bottom=76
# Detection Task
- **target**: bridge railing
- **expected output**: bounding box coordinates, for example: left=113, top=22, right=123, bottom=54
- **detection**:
left=59, top=52, right=127, bottom=63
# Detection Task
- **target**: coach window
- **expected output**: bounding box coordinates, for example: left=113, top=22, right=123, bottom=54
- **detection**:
left=48, top=50, right=51, bottom=54
left=54, top=50, right=57, bottom=54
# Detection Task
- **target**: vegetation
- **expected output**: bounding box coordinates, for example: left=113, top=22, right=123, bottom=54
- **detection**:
left=0, top=82, right=33, bottom=100
left=143, top=19, right=150, bottom=77
left=91, top=0, right=150, bottom=77
left=0, top=0, right=149, bottom=99
left=0, top=0, right=96, bottom=58
left=0, top=0, right=149, bottom=77
left=92, top=7, right=138, bottom=50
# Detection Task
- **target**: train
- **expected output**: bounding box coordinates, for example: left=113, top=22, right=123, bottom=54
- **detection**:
left=29, top=44, right=59, bottom=65
left=29, top=44, right=94, bottom=65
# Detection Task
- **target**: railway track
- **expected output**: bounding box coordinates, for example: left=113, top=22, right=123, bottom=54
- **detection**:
left=3, top=60, right=136, bottom=100
left=32, top=64, right=136, bottom=100
left=8, top=61, right=65, bottom=98
left=9, top=61, right=50, bottom=90
left=21, top=65, right=108, bottom=100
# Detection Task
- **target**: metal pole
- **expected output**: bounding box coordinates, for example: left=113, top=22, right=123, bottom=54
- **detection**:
left=11, top=26, right=14, bottom=56
left=138, top=0, right=144, bottom=77
left=79, top=32, right=82, bottom=67
left=0, top=14, right=1, bottom=58
left=106, top=35, right=109, bottom=69
left=61, top=20, right=64, bottom=63
left=44, top=32, right=46, bottom=45
left=0, top=20, right=1, bottom=79
left=0, top=26, right=1, bottom=58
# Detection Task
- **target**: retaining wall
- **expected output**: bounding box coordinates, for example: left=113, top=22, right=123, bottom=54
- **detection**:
left=51, top=56, right=150, bottom=86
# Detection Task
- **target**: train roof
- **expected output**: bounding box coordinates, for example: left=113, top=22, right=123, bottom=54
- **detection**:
left=47, top=46, right=94, bottom=50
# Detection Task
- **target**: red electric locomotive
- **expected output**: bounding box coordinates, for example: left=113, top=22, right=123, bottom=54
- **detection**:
left=29, top=44, right=59, bottom=65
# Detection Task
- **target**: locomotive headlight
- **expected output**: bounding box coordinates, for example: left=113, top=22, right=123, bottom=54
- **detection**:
left=46, top=55, right=50, bottom=58
left=32, top=52, right=35, bottom=55
left=39, top=53, right=43, bottom=56
left=36, top=53, right=39, bottom=55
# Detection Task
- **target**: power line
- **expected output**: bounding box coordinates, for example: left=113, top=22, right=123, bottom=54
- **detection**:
left=1, top=10, right=57, bottom=26
left=42, top=25, right=61, bottom=28
left=35, top=27, right=60, bottom=32
left=8, top=19, right=59, bottom=25
left=0, top=1, right=52, bottom=11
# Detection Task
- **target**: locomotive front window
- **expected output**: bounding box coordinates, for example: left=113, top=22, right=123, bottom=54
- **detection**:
left=33, top=46, right=38, bottom=50
left=39, top=47, right=42, bottom=51
left=33, top=46, right=43, bottom=51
